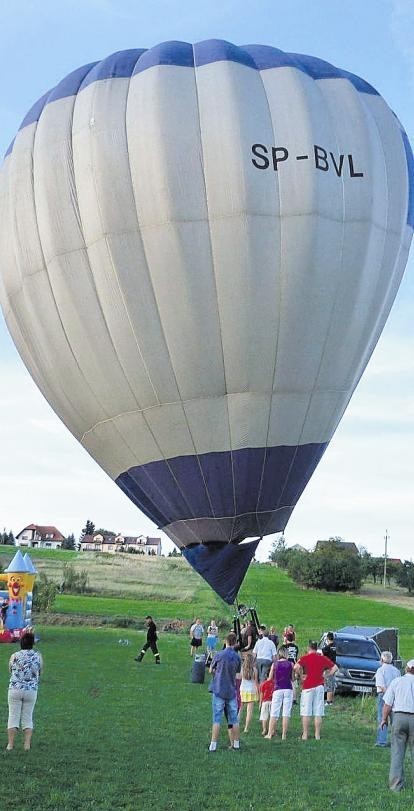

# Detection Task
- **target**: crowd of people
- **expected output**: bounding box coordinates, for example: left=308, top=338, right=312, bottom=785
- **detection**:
left=6, top=611, right=414, bottom=792
left=202, top=618, right=413, bottom=793
left=207, top=623, right=338, bottom=751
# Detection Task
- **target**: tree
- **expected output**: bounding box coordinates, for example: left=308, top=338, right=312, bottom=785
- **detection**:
left=0, top=528, right=15, bottom=545
left=168, top=549, right=182, bottom=557
left=364, top=556, right=383, bottom=584
left=95, top=528, right=116, bottom=536
left=62, top=533, right=76, bottom=550
left=288, top=542, right=362, bottom=592
left=268, top=535, right=294, bottom=569
left=80, top=520, right=95, bottom=538
left=384, top=560, right=403, bottom=587
left=395, top=561, right=414, bottom=594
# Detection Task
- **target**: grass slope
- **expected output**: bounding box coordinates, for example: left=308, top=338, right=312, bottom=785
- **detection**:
left=39, top=560, right=414, bottom=662
left=0, top=626, right=410, bottom=811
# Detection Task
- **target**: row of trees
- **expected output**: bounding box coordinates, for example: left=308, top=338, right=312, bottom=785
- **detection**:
left=0, top=529, right=15, bottom=545
left=269, top=537, right=414, bottom=594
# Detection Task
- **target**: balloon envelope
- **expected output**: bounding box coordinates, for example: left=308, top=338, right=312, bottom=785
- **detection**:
left=0, top=41, right=413, bottom=602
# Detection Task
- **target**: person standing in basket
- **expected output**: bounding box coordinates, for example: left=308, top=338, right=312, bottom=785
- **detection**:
left=7, top=631, right=43, bottom=751
left=135, top=615, right=160, bottom=664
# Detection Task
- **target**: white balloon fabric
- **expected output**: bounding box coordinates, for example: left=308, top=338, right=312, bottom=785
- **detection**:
left=0, top=42, right=412, bottom=602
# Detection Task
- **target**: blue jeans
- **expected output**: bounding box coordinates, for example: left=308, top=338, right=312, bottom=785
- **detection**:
left=376, top=694, right=388, bottom=745
left=212, top=694, right=238, bottom=725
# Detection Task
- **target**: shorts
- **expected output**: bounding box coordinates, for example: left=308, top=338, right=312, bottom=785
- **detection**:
left=191, top=638, right=202, bottom=648
left=212, top=694, right=239, bottom=726
left=259, top=700, right=272, bottom=721
left=325, top=674, right=336, bottom=692
left=8, top=688, right=38, bottom=729
left=207, top=636, right=218, bottom=649
left=240, top=690, right=258, bottom=703
left=300, top=685, right=325, bottom=717
left=270, top=689, right=293, bottom=718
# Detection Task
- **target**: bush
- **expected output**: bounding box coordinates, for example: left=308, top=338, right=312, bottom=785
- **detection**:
left=61, top=563, right=89, bottom=594
left=32, top=573, right=58, bottom=612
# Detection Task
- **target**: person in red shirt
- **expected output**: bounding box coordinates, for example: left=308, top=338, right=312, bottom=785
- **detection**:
left=294, top=641, right=338, bottom=740
left=258, top=677, right=274, bottom=736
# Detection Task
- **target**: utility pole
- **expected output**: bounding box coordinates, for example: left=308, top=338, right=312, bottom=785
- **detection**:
left=383, top=529, right=389, bottom=589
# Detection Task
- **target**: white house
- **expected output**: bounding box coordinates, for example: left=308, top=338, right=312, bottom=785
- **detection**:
left=79, top=533, right=162, bottom=555
left=78, top=532, right=115, bottom=552
left=16, top=524, right=65, bottom=550
left=115, top=535, right=162, bottom=555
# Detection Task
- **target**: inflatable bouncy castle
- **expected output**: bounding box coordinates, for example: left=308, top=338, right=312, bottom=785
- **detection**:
left=0, top=550, right=37, bottom=642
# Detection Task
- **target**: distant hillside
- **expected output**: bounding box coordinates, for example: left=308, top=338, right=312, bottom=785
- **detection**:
left=0, top=546, right=208, bottom=601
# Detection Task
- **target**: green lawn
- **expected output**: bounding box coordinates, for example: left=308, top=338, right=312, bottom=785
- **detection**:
left=0, top=545, right=78, bottom=563
left=0, top=625, right=411, bottom=810
left=53, top=593, right=212, bottom=621
left=2, top=556, right=414, bottom=808
left=50, top=565, right=414, bottom=662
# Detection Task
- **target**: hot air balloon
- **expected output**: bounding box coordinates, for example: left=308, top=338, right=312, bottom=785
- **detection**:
left=0, top=41, right=412, bottom=603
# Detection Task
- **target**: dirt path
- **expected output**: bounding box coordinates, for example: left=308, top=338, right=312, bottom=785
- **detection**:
left=358, top=586, right=414, bottom=611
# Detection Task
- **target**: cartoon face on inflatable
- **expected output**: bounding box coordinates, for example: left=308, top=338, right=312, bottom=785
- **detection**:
left=8, top=575, right=24, bottom=599
left=0, top=41, right=412, bottom=602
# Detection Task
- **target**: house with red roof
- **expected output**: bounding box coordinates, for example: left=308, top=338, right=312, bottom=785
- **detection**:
left=15, top=524, right=65, bottom=550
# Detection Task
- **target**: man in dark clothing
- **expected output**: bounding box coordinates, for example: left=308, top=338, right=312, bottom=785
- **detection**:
left=135, top=615, right=160, bottom=664
left=322, top=632, right=337, bottom=705
left=285, top=633, right=299, bottom=664
left=242, top=620, right=257, bottom=651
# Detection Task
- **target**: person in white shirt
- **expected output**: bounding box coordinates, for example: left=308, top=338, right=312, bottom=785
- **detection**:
left=375, top=651, right=400, bottom=747
left=189, top=619, right=204, bottom=656
left=253, top=628, right=277, bottom=682
left=381, top=659, right=414, bottom=791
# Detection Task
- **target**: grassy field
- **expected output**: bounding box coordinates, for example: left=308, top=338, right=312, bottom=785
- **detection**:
left=0, top=558, right=414, bottom=808
left=0, top=545, right=224, bottom=604
left=38, top=564, right=414, bottom=665
left=0, top=624, right=412, bottom=811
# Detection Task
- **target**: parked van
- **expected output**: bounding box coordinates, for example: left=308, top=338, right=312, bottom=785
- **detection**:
left=319, top=626, right=401, bottom=695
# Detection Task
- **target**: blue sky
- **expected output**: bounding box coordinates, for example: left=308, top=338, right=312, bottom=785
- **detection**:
left=0, top=0, right=413, bottom=560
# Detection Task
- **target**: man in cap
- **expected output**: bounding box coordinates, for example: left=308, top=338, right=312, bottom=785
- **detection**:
left=135, top=615, right=160, bottom=664
left=381, top=659, right=414, bottom=791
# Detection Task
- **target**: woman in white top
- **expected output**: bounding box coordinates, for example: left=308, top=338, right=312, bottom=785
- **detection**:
left=7, top=631, right=43, bottom=751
